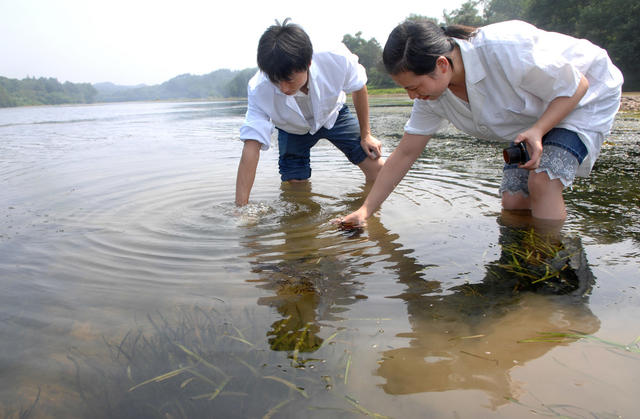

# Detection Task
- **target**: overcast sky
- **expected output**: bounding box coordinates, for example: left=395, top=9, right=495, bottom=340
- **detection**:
left=0, top=0, right=466, bottom=86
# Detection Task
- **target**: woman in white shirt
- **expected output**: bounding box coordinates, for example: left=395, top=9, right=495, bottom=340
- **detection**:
left=341, top=19, right=622, bottom=225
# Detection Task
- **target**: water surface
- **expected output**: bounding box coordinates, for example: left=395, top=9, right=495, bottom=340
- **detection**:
left=1, top=100, right=638, bottom=418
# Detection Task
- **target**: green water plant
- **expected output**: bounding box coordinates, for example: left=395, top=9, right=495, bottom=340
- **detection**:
left=498, top=229, right=571, bottom=284
left=505, top=393, right=624, bottom=419
left=485, top=228, right=595, bottom=295
left=67, top=306, right=390, bottom=419
left=519, top=331, right=640, bottom=354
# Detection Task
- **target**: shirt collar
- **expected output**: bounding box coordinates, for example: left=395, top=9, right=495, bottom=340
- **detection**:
left=454, top=38, right=486, bottom=85
left=271, top=62, right=315, bottom=97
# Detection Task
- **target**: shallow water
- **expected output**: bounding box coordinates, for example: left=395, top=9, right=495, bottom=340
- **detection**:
left=1, top=101, right=638, bottom=418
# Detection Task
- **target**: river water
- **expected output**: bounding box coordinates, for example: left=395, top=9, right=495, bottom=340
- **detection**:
left=1, top=100, right=638, bottom=418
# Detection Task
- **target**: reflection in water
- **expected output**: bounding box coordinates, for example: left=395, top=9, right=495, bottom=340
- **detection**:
left=244, top=181, right=367, bottom=354
left=238, top=169, right=603, bottom=411
left=2, top=102, right=634, bottom=418
left=238, top=172, right=603, bottom=412
left=375, top=212, right=600, bottom=408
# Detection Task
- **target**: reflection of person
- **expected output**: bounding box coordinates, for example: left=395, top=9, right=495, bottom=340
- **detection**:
left=341, top=19, right=622, bottom=224
left=244, top=182, right=366, bottom=353
left=375, top=216, right=600, bottom=408
left=235, top=19, right=384, bottom=206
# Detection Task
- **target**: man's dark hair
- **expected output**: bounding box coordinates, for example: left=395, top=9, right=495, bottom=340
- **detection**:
left=257, top=18, right=313, bottom=83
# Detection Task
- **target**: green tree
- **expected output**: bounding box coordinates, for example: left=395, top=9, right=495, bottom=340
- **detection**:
left=522, top=0, right=584, bottom=35
left=224, top=68, right=258, bottom=98
left=575, top=0, right=640, bottom=89
left=405, top=14, right=439, bottom=24
left=0, top=76, right=97, bottom=108
left=342, top=32, right=395, bottom=89
left=444, top=0, right=486, bottom=26
left=483, top=0, right=529, bottom=23
left=0, top=82, right=16, bottom=107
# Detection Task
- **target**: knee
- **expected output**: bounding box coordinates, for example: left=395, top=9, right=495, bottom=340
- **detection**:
left=528, top=171, right=558, bottom=200
left=360, top=157, right=384, bottom=182
left=501, top=190, right=530, bottom=210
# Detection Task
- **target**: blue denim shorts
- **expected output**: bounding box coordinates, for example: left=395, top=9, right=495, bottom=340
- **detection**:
left=500, top=128, right=588, bottom=195
left=277, top=105, right=367, bottom=181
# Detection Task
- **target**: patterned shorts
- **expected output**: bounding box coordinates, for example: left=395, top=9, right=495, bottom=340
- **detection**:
left=500, top=128, right=588, bottom=197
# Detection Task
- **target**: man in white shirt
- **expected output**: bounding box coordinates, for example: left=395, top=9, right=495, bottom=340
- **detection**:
left=235, top=19, right=384, bottom=206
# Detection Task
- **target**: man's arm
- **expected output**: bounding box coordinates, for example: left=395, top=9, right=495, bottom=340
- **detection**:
left=351, top=85, right=382, bottom=159
left=235, top=140, right=261, bottom=206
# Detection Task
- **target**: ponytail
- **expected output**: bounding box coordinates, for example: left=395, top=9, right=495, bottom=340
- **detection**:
left=383, top=19, right=477, bottom=76
left=442, top=24, right=476, bottom=41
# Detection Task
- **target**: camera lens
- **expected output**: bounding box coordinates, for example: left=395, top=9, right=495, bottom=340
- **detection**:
left=502, top=143, right=529, bottom=164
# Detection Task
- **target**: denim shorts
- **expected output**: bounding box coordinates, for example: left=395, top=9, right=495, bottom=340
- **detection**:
left=500, top=128, right=588, bottom=196
left=277, top=105, right=367, bottom=181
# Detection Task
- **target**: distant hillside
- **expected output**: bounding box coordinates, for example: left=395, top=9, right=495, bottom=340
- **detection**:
left=0, top=76, right=97, bottom=107
left=93, top=68, right=257, bottom=103
left=93, top=82, right=148, bottom=93
left=0, top=68, right=257, bottom=108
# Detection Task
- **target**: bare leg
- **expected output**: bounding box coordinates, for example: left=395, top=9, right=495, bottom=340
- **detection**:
left=528, top=171, right=566, bottom=221
left=357, top=157, right=384, bottom=182
left=502, top=190, right=531, bottom=211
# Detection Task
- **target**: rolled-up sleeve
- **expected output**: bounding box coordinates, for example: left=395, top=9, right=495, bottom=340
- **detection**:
left=340, top=46, right=368, bottom=93
left=404, top=100, right=446, bottom=136
left=239, top=99, right=274, bottom=150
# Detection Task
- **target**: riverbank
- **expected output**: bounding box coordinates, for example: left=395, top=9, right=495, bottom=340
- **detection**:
left=367, top=91, right=640, bottom=113
left=621, top=93, right=640, bottom=112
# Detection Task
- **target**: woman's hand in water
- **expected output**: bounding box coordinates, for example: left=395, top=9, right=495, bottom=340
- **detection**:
left=334, top=208, right=368, bottom=230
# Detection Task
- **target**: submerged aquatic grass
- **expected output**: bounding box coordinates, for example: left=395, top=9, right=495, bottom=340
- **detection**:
left=66, top=305, right=391, bottom=419
left=483, top=227, right=594, bottom=296
left=0, top=388, right=40, bottom=419
left=519, top=331, right=640, bottom=354
left=498, top=229, right=572, bottom=285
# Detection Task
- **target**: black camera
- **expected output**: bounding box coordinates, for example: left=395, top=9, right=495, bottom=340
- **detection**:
left=502, top=143, right=530, bottom=164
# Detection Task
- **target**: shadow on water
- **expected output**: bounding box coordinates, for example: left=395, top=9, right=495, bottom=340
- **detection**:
left=2, top=104, right=637, bottom=418
left=234, top=175, right=604, bottom=413
left=373, top=211, right=600, bottom=409
left=52, top=165, right=619, bottom=418
left=53, top=206, right=608, bottom=419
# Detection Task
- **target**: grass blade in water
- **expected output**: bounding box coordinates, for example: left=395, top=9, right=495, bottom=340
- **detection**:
left=128, top=366, right=190, bottom=392
left=262, top=376, right=309, bottom=398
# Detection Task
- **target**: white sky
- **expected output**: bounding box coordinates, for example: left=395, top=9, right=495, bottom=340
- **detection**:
left=0, top=0, right=466, bottom=86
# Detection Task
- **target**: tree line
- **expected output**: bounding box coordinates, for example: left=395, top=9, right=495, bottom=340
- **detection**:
left=93, top=68, right=257, bottom=103
left=346, top=0, right=639, bottom=91
left=0, top=76, right=97, bottom=107
left=1, top=0, right=637, bottom=108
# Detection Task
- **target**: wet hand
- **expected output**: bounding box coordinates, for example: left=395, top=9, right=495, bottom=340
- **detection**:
left=514, top=128, right=544, bottom=170
left=332, top=210, right=367, bottom=230
left=361, top=134, right=382, bottom=160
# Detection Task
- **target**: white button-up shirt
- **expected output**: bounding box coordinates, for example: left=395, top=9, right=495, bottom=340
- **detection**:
left=239, top=43, right=367, bottom=150
left=404, top=20, right=623, bottom=176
